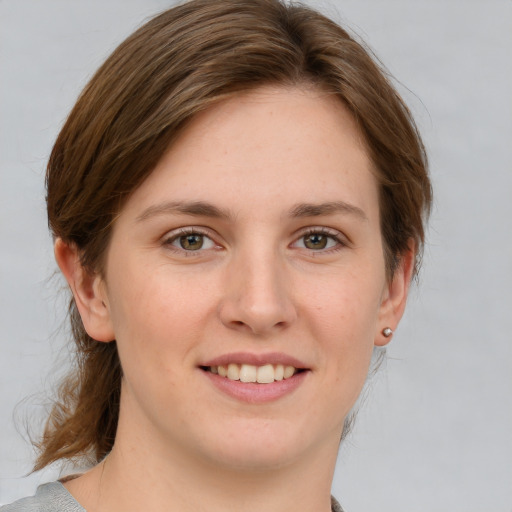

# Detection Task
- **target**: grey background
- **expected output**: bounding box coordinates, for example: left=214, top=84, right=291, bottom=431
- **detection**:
left=1, top=0, right=511, bottom=509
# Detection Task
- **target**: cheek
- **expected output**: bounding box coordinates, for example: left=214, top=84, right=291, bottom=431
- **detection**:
left=302, top=265, right=384, bottom=395
left=105, top=262, right=216, bottom=369
left=306, top=268, right=383, bottom=342
left=105, top=266, right=175, bottom=368
left=104, top=270, right=196, bottom=419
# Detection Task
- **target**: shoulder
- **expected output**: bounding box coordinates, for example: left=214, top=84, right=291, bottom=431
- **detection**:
left=0, top=482, right=85, bottom=512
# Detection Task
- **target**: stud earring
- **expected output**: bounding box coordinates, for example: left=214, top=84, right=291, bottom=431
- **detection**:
left=382, top=327, right=393, bottom=337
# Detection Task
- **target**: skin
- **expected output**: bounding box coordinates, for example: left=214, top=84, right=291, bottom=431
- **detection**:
left=56, top=85, right=414, bottom=512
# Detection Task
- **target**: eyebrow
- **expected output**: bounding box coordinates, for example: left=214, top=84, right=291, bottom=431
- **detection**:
left=136, top=199, right=367, bottom=223
left=136, top=201, right=232, bottom=223
left=288, top=201, right=368, bottom=221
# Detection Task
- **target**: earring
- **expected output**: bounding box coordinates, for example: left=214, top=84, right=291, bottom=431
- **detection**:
left=382, top=327, right=393, bottom=338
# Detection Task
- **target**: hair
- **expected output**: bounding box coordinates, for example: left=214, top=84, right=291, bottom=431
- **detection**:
left=36, top=0, right=432, bottom=470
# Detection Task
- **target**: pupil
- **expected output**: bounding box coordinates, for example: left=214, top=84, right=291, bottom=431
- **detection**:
left=180, top=234, right=203, bottom=250
left=305, top=233, right=327, bottom=250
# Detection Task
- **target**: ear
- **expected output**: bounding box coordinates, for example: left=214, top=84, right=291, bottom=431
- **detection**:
left=54, top=238, right=115, bottom=342
left=375, top=242, right=415, bottom=347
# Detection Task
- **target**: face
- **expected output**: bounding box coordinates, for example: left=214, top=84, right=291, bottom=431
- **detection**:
left=74, top=86, right=410, bottom=471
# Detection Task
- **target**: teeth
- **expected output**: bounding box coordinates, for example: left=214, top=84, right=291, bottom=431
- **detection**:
left=208, top=363, right=298, bottom=383
left=240, top=364, right=257, bottom=383
left=227, top=363, right=240, bottom=381
left=283, top=365, right=295, bottom=379
left=256, top=364, right=274, bottom=384
left=274, top=364, right=284, bottom=381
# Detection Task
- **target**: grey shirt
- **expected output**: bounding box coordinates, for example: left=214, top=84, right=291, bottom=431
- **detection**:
left=1, top=482, right=344, bottom=511
left=0, top=483, right=85, bottom=512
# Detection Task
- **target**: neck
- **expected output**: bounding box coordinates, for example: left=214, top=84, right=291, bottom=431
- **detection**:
left=65, top=428, right=339, bottom=512
left=64, top=393, right=341, bottom=512
left=106, top=445, right=335, bottom=512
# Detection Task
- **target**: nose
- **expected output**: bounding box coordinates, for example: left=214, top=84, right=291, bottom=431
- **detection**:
left=218, top=248, right=297, bottom=336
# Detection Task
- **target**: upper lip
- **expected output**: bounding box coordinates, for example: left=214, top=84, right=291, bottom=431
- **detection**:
left=201, top=352, right=309, bottom=369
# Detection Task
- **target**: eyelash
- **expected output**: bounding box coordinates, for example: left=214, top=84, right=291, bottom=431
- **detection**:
left=162, top=227, right=218, bottom=256
left=161, top=227, right=347, bottom=255
left=294, top=228, right=347, bottom=253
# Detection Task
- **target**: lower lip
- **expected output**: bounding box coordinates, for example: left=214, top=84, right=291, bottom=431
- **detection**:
left=202, top=370, right=309, bottom=404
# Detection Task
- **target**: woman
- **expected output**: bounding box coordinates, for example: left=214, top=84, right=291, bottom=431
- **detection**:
left=2, top=0, right=431, bottom=510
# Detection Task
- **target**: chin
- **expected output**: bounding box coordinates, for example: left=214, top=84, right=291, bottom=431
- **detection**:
left=191, top=416, right=339, bottom=473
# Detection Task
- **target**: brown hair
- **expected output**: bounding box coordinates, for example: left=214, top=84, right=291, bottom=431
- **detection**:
left=37, top=0, right=431, bottom=470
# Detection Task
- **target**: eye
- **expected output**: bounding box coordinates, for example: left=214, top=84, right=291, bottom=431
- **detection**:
left=293, top=229, right=343, bottom=251
left=164, top=229, right=217, bottom=252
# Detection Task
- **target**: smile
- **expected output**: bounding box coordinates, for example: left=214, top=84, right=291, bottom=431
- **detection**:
left=203, top=363, right=299, bottom=384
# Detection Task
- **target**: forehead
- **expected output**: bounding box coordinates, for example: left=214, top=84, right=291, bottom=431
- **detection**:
left=121, top=85, right=378, bottom=222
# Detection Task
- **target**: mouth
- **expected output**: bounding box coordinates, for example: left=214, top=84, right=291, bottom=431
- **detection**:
left=199, top=354, right=310, bottom=403
left=200, top=363, right=305, bottom=384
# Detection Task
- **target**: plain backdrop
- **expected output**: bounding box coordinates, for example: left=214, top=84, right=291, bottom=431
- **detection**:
left=1, top=0, right=511, bottom=510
